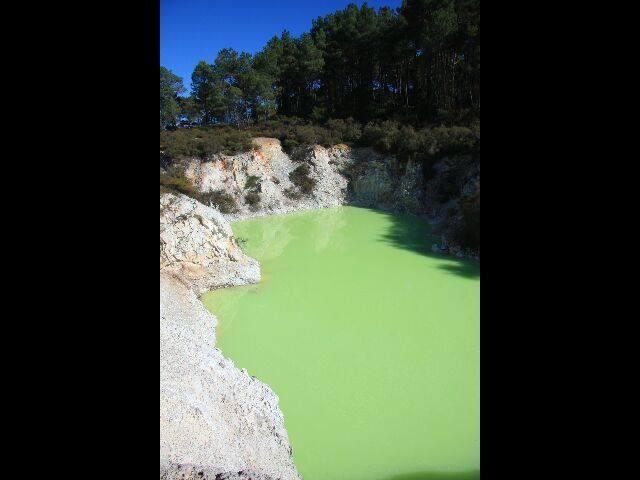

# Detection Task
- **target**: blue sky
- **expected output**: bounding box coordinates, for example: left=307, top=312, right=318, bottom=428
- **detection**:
left=160, top=0, right=402, bottom=94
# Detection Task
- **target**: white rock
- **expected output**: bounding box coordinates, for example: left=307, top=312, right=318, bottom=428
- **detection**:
left=160, top=274, right=299, bottom=480
left=160, top=193, right=260, bottom=295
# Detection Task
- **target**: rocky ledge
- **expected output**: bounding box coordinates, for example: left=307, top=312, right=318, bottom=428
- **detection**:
left=160, top=193, right=260, bottom=295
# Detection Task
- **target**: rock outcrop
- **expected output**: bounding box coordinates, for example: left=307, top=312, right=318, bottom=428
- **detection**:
left=185, top=138, right=349, bottom=220
left=160, top=193, right=260, bottom=295
left=344, top=147, right=426, bottom=214
left=423, top=154, right=480, bottom=259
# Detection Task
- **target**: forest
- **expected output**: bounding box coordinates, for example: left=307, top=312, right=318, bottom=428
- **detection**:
left=160, top=0, right=479, bottom=129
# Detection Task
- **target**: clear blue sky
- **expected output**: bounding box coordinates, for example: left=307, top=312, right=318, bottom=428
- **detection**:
left=161, top=0, right=402, bottom=94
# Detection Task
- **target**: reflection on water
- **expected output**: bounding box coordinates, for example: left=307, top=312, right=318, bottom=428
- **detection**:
left=311, top=206, right=348, bottom=253
left=241, top=214, right=294, bottom=261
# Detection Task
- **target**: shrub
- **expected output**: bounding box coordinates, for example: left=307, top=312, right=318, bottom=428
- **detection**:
left=160, top=164, right=197, bottom=196
left=325, top=117, right=362, bottom=145
left=281, top=137, right=299, bottom=154
left=288, top=164, right=316, bottom=195
left=244, top=192, right=261, bottom=210
left=245, top=175, right=262, bottom=193
left=284, top=187, right=302, bottom=200
left=160, top=126, right=252, bottom=161
left=395, top=125, right=420, bottom=161
left=426, top=126, right=479, bottom=159
left=199, top=190, right=238, bottom=214
left=360, top=120, right=401, bottom=152
left=294, top=124, right=323, bottom=146
left=161, top=119, right=478, bottom=164
left=250, top=116, right=362, bottom=152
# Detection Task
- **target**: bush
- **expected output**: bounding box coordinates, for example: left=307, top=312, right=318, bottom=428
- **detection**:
left=294, top=124, right=323, bottom=146
left=244, top=191, right=261, bottom=210
left=199, top=190, right=239, bottom=214
left=281, top=137, right=299, bottom=154
left=160, top=164, right=197, bottom=196
left=325, top=117, right=362, bottom=145
left=245, top=175, right=262, bottom=193
left=284, top=187, right=302, bottom=200
left=160, top=126, right=252, bottom=161
left=424, top=125, right=479, bottom=159
left=288, top=164, right=316, bottom=195
left=161, top=119, right=478, bottom=164
left=250, top=116, right=362, bottom=152
left=395, top=125, right=421, bottom=161
left=360, top=120, right=401, bottom=152
left=360, top=122, right=479, bottom=161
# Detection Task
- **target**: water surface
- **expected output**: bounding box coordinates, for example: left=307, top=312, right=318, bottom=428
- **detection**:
left=202, top=206, right=479, bottom=480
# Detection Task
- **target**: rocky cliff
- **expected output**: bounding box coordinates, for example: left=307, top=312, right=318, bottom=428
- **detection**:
left=177, top=136, right=478, bottom=257
left=183, top=137, right=426, bottom=220
left=160, top=193, right=260, bottom=295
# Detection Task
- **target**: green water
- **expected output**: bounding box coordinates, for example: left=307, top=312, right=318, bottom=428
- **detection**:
left=202, top=206, right=480, bottom=480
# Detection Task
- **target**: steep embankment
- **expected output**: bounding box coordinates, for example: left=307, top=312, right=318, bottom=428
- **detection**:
left=160, top=193, right=300, bottom=480
left=183, top=137, right=348, bottom=219
left=183, top=137, right=427, bottom=220
left=160, top=193, right=260, bottom=294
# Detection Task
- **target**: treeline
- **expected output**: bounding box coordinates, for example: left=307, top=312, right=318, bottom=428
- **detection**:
left=160, top=0, right=480, bottom=129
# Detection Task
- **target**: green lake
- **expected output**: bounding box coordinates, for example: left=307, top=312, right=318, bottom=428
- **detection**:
left=201, top=206, right=480, bottom=480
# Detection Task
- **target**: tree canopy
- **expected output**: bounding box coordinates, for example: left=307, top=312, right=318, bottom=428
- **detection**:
left=160, top=66, right=186, bottom=129
left=161, top=0, right=480, bottom=128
